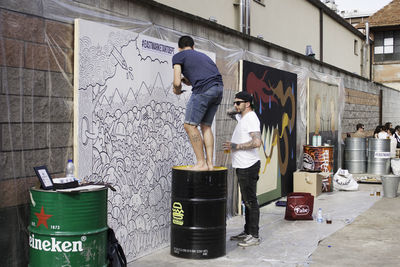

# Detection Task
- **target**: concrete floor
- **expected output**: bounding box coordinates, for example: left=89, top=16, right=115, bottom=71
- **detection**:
left=310, top=185, right=400, bottom=266
left=129, top=183, right=399, bottom=267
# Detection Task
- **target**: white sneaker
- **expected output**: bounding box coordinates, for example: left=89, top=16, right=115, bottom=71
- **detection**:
left=230, top=231, right=248, bottom=241
left=237, top=235, right=260, bottom=247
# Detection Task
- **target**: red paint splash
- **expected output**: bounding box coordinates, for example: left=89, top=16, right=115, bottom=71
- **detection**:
left=246, top=71, right=278, bottom=111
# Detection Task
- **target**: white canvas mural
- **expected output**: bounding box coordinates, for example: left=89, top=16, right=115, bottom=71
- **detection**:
left=74, top=19, right=215, bottom=260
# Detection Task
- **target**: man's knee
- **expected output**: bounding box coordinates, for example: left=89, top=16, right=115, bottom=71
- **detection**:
left=184, top=123, right=197, bottom=132
left=200, top=123, right=211, bottom=129
left=244, top=199, right=259, bottom=208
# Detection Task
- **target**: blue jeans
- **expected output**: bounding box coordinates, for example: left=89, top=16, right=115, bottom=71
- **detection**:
left=236, top=160, right=260, bottom=238
left=185, top=84, right=223, bottom=126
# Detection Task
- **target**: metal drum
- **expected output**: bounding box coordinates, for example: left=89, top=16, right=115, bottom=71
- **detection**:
left=367, top=138, right=391, bottom=175
left=344, top=138, right=367, bottom=173
left=303, top=145, right=334, bottom=172
left=28, top=186, right=108, bottom=267
left=171, top=166, right=227, bottom=259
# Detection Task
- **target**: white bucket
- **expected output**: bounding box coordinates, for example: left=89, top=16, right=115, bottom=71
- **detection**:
left=381, top=175, right=400, bottom=198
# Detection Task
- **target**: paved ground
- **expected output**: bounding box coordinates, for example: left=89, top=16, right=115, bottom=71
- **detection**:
left=129, top=183, right=400, bottom=267
left=310, top=184, right=400, bottom=266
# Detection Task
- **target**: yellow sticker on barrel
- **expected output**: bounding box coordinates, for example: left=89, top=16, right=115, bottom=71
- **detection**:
left=172, top=202, right=184, bottom=225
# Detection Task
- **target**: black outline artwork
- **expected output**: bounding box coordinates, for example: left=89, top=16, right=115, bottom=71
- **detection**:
left=76, top=20, right=194, bottom=261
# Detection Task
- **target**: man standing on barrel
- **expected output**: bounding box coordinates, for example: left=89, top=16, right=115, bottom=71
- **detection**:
left=223, top=91, right=262, bottom=247
left=172, top=35, right=223, bottom=171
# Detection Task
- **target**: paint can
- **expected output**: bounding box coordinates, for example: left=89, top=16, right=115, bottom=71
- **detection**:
left=170, top=166, right=227, bottom=259
left=303, top=145, right=334, bottom=172
left=381, top=175, right=400, bottom=198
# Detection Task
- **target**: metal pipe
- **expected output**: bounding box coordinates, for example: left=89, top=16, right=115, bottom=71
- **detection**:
left=240, top=0, right=245, bottom=33
left=245, top=0, right=250, bottom=35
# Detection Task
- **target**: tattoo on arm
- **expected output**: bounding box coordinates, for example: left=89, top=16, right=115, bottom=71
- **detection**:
left=237, top=132, right=261, bottom=150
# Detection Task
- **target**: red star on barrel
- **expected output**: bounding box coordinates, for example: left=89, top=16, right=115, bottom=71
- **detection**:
left=35, top=206, right=53, bottom=229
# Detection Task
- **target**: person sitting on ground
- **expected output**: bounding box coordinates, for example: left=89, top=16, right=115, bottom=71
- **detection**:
left=377, top=125, right=389, bottom=139
left=353, top=123, right=365, bottom=138
left=388, top=128, right=397, bottom=158
left=385, top=122, right=393, bottom=131
left=373, top=125, right=382, bottom=138
left=395, top=125, right=400, bottom=148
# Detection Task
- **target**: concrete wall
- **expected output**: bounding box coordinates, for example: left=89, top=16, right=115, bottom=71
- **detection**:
left=323, top=13, right=366, bottom=76
left=0, top=0, right=398, bottom=265
left=251, top=0, right=320, bottom=60
left=374, top=63, right=400, bottom=91
left=155, top=0, right=367, bottom=78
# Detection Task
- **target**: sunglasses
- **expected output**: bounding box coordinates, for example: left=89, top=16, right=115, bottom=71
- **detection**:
left=233, top=101, right=247, bottom=105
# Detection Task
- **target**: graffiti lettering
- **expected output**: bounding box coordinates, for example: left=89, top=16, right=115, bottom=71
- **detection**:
left=172, top=202, right=184, bottom=225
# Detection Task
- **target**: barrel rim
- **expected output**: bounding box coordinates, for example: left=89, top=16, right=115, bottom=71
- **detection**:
left=172, top=166, right=227, bottom=171
left=30, top=186, right=107, bottom=193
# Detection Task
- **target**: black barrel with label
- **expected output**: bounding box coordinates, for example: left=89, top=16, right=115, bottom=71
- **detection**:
left=171, top=166, right=227, bottom=259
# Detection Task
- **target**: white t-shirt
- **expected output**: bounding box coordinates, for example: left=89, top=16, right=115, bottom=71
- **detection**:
left=231, top=111, right=261, bottom=169
left=378, top=131, right=389, bottom=139
left=390, top=135, right=397, bottom=158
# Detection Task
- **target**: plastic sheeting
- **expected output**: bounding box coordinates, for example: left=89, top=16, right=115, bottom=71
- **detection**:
left=0, top=0, right=344, bottom=265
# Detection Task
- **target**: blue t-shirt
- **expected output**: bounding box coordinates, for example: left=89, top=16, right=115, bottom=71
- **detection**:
left=172, top=49, right=223, bottom=93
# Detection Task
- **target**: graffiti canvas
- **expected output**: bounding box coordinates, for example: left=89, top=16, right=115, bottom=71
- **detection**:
left=307, top=78, right=339, bottom=170
left=74, top=19, right=215, bottom=261
left=240, top=60, right=297, bottom=203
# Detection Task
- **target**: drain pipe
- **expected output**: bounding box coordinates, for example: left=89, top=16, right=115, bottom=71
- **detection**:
left=365, top=21, right=373, bottom=81
left=239, top=0, right=250, bottom=34
left=245, top=0, right=250, bottom=35
left=239, top=0, right=245, bottom=33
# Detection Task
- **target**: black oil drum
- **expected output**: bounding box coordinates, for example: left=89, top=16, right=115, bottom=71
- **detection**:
left=170, top=166, right=227, bottom=259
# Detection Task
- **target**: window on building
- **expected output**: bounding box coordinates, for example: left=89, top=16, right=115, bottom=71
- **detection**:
left=354, top=40, right=358, bottom=55
left=374, top=31, right=400, bottom=62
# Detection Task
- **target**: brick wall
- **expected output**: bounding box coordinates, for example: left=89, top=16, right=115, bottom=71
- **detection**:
left=0, top=0, right=399, bottom=265
left=0, top=9, right=74, bottom=266
left=343, top=87, right=380, bottom=137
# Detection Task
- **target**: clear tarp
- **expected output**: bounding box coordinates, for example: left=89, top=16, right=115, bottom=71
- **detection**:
left=0, top=0, right=344, bottom=265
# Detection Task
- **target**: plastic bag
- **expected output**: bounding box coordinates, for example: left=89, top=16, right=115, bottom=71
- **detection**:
left=333, top=168, right=359, bottom=191
left=391, top=158, right=400, bottom=175
left=107, top=228, right=127, bottom=267
left=284, top=192, right=314, bottom=220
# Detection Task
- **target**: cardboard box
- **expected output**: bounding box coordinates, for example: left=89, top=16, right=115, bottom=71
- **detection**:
left=293, top=171, right=322, bottom=197
left=320, top=172, right=333, bottom=192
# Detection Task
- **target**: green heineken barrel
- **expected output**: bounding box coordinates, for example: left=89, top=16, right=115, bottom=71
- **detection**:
left=28, top=186, right=108, bottom=267
left=171, top=166, right=227, bottom=259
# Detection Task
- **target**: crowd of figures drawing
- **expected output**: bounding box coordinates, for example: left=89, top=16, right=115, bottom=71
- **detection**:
left=75, top=19, right=198, bottom=260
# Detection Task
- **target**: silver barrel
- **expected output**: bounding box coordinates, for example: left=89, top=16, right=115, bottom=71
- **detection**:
left=367, top=138, right=391, bottom=175
left=344, top=138, right=366, bottom=173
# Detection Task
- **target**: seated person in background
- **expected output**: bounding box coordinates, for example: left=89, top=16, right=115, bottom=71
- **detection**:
left=373, top=125, right=382, bottom=138
left=385, top=122, right=393, bottom=130
left=395, top=125, right=400, bottom=148
left=388, top=128, right=397, bottom=158
left=377, top=125, right=389, bottom=139
left=353, top=123, right=365, bottom=138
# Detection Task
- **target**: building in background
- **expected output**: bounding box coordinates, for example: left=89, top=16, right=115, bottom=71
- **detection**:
left=341, top=10, right=373, bottom=34
left=155, top=0, right=370, bottom=78
left=356, top=0, right=400, bottom=90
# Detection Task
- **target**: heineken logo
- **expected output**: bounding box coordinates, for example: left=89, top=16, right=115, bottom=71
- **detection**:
left=34, top=206, right=53, bottom=229
left=29, top=234, right=84, bottom=252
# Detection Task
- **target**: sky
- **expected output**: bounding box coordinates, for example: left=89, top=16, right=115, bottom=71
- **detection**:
left=333, top=0, right=392, bottom=13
